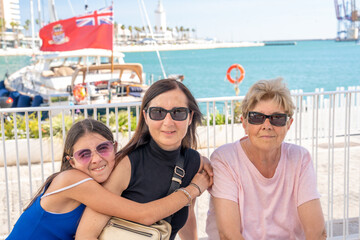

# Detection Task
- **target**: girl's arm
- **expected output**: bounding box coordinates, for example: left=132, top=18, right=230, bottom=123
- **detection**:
left=75, top=156, right=210, bottom=239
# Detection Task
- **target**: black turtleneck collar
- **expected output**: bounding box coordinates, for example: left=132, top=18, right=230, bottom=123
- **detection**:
left=146, top=138, right=181, bottom=166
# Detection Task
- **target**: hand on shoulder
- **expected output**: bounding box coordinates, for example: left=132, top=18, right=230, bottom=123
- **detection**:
left=199, top=155, right=214, bottom=186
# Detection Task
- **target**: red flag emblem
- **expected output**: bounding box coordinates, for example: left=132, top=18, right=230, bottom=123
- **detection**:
left=40, top=6, right=113, bottom=51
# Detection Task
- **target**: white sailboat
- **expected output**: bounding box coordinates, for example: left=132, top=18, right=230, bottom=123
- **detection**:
left=3, top=3, right=149, bottom=107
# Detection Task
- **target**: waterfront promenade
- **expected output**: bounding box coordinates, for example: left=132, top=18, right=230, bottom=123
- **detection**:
left=0, top=41, right=264, bottom=56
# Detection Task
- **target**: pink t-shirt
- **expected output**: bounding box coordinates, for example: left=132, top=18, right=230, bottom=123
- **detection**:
left=206, top=140, right=320, bottom=240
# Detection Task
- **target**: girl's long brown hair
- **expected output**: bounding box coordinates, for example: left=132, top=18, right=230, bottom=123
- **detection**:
left=115, top=79, right=202, bottom=162
left=24, top=119, right=114, bottom=210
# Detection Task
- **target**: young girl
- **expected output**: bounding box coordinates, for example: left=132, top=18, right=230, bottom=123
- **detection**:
left=6, top=119, right=210, bottom=240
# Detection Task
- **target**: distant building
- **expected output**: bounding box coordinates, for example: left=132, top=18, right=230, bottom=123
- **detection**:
left=0, top=0, right=21, bottom=30
left=152, top=0, right=173, bottom=43
left=154, top=0, right=166, bottom=33
left=116, top=1, right=192, bottom=45
left=0, top=0, right=23, bottom=47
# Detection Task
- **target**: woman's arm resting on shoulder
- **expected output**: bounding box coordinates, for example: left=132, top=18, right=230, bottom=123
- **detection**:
left=213, top=196, right=245, bottom=240
left=298, top=199, right=327, bottom=240
left=75, top=158, right=211, bottom=239
left=178, top=198, right=198, bottom=240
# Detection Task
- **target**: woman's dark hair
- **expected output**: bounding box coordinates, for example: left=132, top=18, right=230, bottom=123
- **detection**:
left=24, top=118, right=114, bottom=210
left=116, top=79, right=202, bottom=162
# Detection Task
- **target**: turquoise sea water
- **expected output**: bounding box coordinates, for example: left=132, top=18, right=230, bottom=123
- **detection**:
left=1, top=40, right=360, bottom=99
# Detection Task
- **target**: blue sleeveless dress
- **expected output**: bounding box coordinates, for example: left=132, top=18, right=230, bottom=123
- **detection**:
left=6, top=178, right=92, bottom=240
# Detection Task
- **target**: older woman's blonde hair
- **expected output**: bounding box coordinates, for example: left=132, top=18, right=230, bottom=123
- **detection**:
left=241, top=78, right=295, bottom=119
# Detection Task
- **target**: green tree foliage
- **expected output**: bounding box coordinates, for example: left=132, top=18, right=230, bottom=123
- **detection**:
left=202, top=101, right=242, bottom=125
left=0, top=18, right=5, bottom=31
left=1, top=110, right=136, bottom=140
left=24, top=19, right=31, bottom=36
left=99, top=111, right=136, bottom=133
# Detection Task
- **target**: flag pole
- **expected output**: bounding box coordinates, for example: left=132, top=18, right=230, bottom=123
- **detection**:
left=111, top=1, right=114, bottom=73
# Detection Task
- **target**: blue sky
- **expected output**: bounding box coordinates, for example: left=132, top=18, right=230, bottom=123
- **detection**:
left=19, top=0, right=337, bottom=42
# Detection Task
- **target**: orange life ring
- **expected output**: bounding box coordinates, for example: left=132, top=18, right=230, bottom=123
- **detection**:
left=226, top=64, right=245, bottom=84
left=73, top=84, right=87, bottom=102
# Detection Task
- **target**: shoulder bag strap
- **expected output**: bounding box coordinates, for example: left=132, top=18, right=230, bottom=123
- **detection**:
left=164, top=153, right=185, bottom=223
left=167, top=154, right=185, bottom=195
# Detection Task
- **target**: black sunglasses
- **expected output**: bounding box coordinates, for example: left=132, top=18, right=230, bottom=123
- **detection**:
left=146, top=107, right=190, bottom=121
left=248, top=111, right=288, bottom=127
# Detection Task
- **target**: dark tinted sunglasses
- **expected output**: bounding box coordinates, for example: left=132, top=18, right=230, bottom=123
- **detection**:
left=146, top=107, right=190, bottom=121
left=71, top=141, right=115, bottom=164
left=248, top=111, right=288, bottom=127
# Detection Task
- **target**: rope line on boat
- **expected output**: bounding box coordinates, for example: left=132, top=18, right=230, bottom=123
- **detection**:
left=137, top=0, right=147, bottom=31
left=66, top=0, right=75, bottom=16
left=139, top=0, right=167, bottom=79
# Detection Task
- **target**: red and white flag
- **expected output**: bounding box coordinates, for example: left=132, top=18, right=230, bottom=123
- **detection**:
left=40, top=6, right=113, bottom=51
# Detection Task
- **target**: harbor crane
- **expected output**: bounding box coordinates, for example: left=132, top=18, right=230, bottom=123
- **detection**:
left=334, top=0, right=360, bottom=40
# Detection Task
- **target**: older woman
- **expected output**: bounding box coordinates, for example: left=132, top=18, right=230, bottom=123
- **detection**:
left=76, top=79, right=212, bottom=240
left=206, top=78, right=326, bottom=240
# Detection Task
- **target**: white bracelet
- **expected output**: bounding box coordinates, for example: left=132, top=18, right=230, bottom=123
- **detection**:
left=175, top=188, right=192, bottom=207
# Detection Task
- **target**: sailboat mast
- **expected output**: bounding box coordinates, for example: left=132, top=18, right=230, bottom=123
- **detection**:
left=48, top=0, right=58, bottom=22
left=30, top=0, right=35, bottom=49
left=37, top=0, right=42, bottom=28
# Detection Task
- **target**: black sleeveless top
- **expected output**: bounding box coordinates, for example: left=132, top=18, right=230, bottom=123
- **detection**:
left=122, top=138, right=201, bottom=240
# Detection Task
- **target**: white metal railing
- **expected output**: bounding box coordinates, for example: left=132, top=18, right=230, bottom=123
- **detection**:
left=1, top=88, right=360, bottom=239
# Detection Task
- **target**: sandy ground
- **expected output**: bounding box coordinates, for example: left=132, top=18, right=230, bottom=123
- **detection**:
left=1, top=135, right=360, bottom=239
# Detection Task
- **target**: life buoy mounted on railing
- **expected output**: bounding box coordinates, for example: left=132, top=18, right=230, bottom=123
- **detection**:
left=73, top=84, right=87, bottom=102
left=226, top=64, right=245, bottom=84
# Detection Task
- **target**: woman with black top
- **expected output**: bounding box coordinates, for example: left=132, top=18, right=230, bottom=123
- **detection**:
left=76, top=79, right=213, bottom=240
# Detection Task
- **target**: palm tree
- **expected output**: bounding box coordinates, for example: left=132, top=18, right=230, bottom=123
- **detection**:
left=192, top=28, right=196, bottom=39
left=120, top=25, right=126, bottom=42
left=10, top=21, right=20, bottom=47
left=134, top=26, right=142, bottom=40
left=128, top=26, right=133, bottom=40
left=174, top=26, right=180, bottom=40
left=114, top=21, right=118, bottom=44
left=24, top=20, right=31, bottom=36
left=186, top=28, right=190, bottom=40
left=180, top=26, right=184, bottom=40
left=0, top=18, right=5, bottom=48
left=142, top=26, right=146, bottom=37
